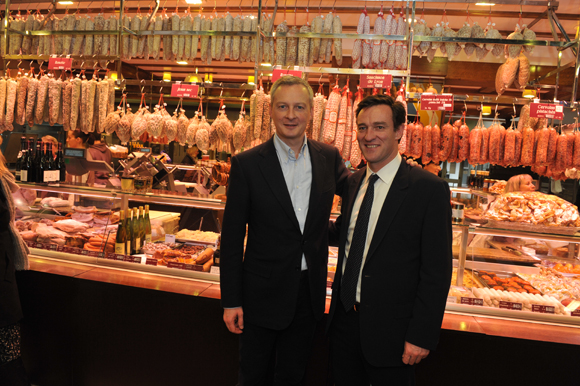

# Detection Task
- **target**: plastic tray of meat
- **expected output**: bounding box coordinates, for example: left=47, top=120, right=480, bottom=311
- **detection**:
left=483, top=220, right=580, bottom=236
left=473, top=269, right=541, bottom=294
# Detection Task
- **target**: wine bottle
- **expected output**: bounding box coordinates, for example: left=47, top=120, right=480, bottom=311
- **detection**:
left=56, top=143, right=66, bottom=182
left=15, top=136, right=26, bottom=181
left=20, top=139, right=30, bottom=183
left=213, top=235, right=221, bottom=267
left=115, top=210, right=127, bottom=255
left=144, top=205, right=152, bottom=245
left=126, top=208, right=134, bottom=255
left=132, top=208, right=141, bottom=254
left=43, top=142, right=53, bottom=183
left=33, top=141, right=43, bottom=183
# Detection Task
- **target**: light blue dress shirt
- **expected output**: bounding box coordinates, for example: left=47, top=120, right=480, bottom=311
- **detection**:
left=273, top=133, right=312, bottom=271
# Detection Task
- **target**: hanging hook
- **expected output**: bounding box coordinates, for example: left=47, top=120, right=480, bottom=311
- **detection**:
left=318, top=72, right=323, bottom=85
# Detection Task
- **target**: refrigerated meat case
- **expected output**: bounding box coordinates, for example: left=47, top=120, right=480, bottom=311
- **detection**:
left=17, top=181, right=580, bottom=328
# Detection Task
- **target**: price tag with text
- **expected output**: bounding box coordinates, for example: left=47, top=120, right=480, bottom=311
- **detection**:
left=420, top=94, right=454, bottom=111
left=529, top=102, right=564, bottom=120
left=145, top=258, right=158, bottom=266
left=272, top=68, right=303, bottom=82
left=460, top=297, right=484, bottom=306
left=360, top=74, right=392, bottom=89
left=210, top=266, right=220, bottom=275
left=165, top=234, right=176, bottom=244
left=48, top=57, right=72, bottom=70
left=571, top=309, right=580, bottom=317
left=171, top=83, right=200, bottom=98
left=499, top=301, right=522, bottom=311
left=532, top=304, right=555, bottom=314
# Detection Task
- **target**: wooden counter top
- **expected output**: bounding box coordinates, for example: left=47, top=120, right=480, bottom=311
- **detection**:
left=27, top=255, right=580, bottom=345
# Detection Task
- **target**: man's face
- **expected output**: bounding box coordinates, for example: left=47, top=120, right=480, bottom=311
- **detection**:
left=356, top=104, right=403, bottom=172
left=271, top=84, right=312, bottom=145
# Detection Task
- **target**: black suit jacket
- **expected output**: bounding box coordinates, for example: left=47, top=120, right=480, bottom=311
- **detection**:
left=328, top=160, right=452, bottom=367
left=220, top=137, right=349, bottom=330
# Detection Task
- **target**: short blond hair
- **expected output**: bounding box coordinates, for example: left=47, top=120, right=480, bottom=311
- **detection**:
left=42, top=135, right=59, bottom=147
left=269, top=75, right=314, bottom=108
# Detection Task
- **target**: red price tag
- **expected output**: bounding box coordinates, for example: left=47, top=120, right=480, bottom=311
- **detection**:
left=272, top=69, right=303, bottom=82
left=48, top=57, right=72, bottom=70
left=420, top=94, right=454, bottom=111
left=499, top=301, right=522, bottom=310
left=571, top=309, right=580, bottom=317
left=167, top=262, right=185, bottom=270
left=532, top=304, right=555, bottom=314
left=460, top=297, right=484, bottom=306
left=170, top=83, right=200, bottom=98
left=360, top=74, right=393, bottom=89
left=529, top=103, right=564, bottom=120
left=145, top=258, right=158, bottom=266
left=124, top=256, right=141, bottom=263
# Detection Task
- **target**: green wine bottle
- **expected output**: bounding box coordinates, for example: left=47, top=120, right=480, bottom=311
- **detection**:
left=115, top=210, right=127, bottom=255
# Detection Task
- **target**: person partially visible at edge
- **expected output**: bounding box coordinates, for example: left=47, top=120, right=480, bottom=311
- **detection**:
left=219, top=75, right=351, bottom=385
left=0, top=136, right=32, bottom=386
left=87, top=132, right=112, bottom=185
left=504, top=174, right=536, bottom=193
left=327, top=94, right=453, bottom=386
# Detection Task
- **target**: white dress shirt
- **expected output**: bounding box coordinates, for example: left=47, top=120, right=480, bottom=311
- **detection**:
left=342, top=153, right=402, bottom=302
left=273, top=133, right=312, bottom=270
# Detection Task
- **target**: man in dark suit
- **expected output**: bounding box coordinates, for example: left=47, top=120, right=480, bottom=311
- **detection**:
left=328, top=94, right=452, bottom=385
left=220, top=75, right=349, bottom=385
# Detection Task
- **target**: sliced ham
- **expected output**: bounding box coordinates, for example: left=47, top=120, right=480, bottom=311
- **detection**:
left=72, top=205, right=98, bottom=213
left=53, top=219, right=90, bottom=233
left=72, top=213, right=94, bottom=223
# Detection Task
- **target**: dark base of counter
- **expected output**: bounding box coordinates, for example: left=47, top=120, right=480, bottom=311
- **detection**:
left=16, top=270, right=580, bottom=386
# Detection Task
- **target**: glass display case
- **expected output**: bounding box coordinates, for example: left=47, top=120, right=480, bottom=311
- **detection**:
left=16, top=182, right=580, bottom=327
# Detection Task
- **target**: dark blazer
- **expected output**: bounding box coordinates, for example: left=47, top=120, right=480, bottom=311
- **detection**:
left=0, top=184, right=22, bottom=328
left=328, top=160, right=453, bottom=367
left=220, top=137, right=349, bottom=330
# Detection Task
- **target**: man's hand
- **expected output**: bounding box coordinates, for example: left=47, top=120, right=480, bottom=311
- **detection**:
left=405, top=157, right=421, bottom=168
left=223, top=307, right=244, bottom=334
left=402, top=341, right=430, bottom=365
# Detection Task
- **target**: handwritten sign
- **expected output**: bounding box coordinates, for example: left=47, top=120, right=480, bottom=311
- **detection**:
left=360, top=74, right=392, bottom=89
left=171, top=84, right=200, bottom=98
left=499, top=301, right=522, bottom=311
left=165, top=234, right=176, bottom=244
left=532, top=304, right=555, bottom=314
left=48, top=57, right=72, bottom=70
left=167, top=262, right=204, bottom=272
left=272, top=68, right=303, bottom=82
left=460, top=297, right=484, bottom=306
left=529, top=102, right=564, bottom=120
left=420, top=94, right=454, bottom=111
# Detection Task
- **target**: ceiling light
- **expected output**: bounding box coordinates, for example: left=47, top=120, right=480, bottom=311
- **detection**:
left=186, top=75, right=199, bottom=83
left=522, top=89, right=537, bottom=99
left=261, top=63, right=272, bottom=67
left=248, top=76, right=255, bottom=85
left=109, top=71, right=118, bottom=81
left=163, top=72, right=171, bottom=82
left=58, top=1, right=74, bottom=4
left=177, top=61, right=188, bottom=65
left=482, top=106, right=491, bottom=115
left=185, top=0, right=202, bottom=4
left=204, top=73, right=213, bottom=83
left=475, top=2, right=495, bottom=5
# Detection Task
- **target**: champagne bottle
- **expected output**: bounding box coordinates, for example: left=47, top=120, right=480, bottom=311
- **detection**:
left=15, top=136, right=26, bottom=181
left=132, top=208, right=141, bottom=254
left=115, top=210, right=127, bottom=255
left=138, top=206, right=146, bottom=248
left=144, top=205, right=152, bottom=244
left=126, top=208, right=134, bottom=255
left=56, top=143, right=66, bottom=182
left=43, top=143, right=56, bottom=182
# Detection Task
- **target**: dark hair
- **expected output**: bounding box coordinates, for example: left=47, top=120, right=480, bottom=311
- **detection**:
left=355, top=94, right=406, bottom=130
left=87, top=132, right=101, bottom=146
left=70, top=130, right=90, bottom=145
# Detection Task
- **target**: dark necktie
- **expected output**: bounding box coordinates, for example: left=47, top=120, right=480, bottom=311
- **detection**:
left=341, top=173, right=379, bottom=312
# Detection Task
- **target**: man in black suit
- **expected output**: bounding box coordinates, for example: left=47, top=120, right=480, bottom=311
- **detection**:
left=328, top=94, right=453, bottom=385
left=220, top=75, right=350, bottom=385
